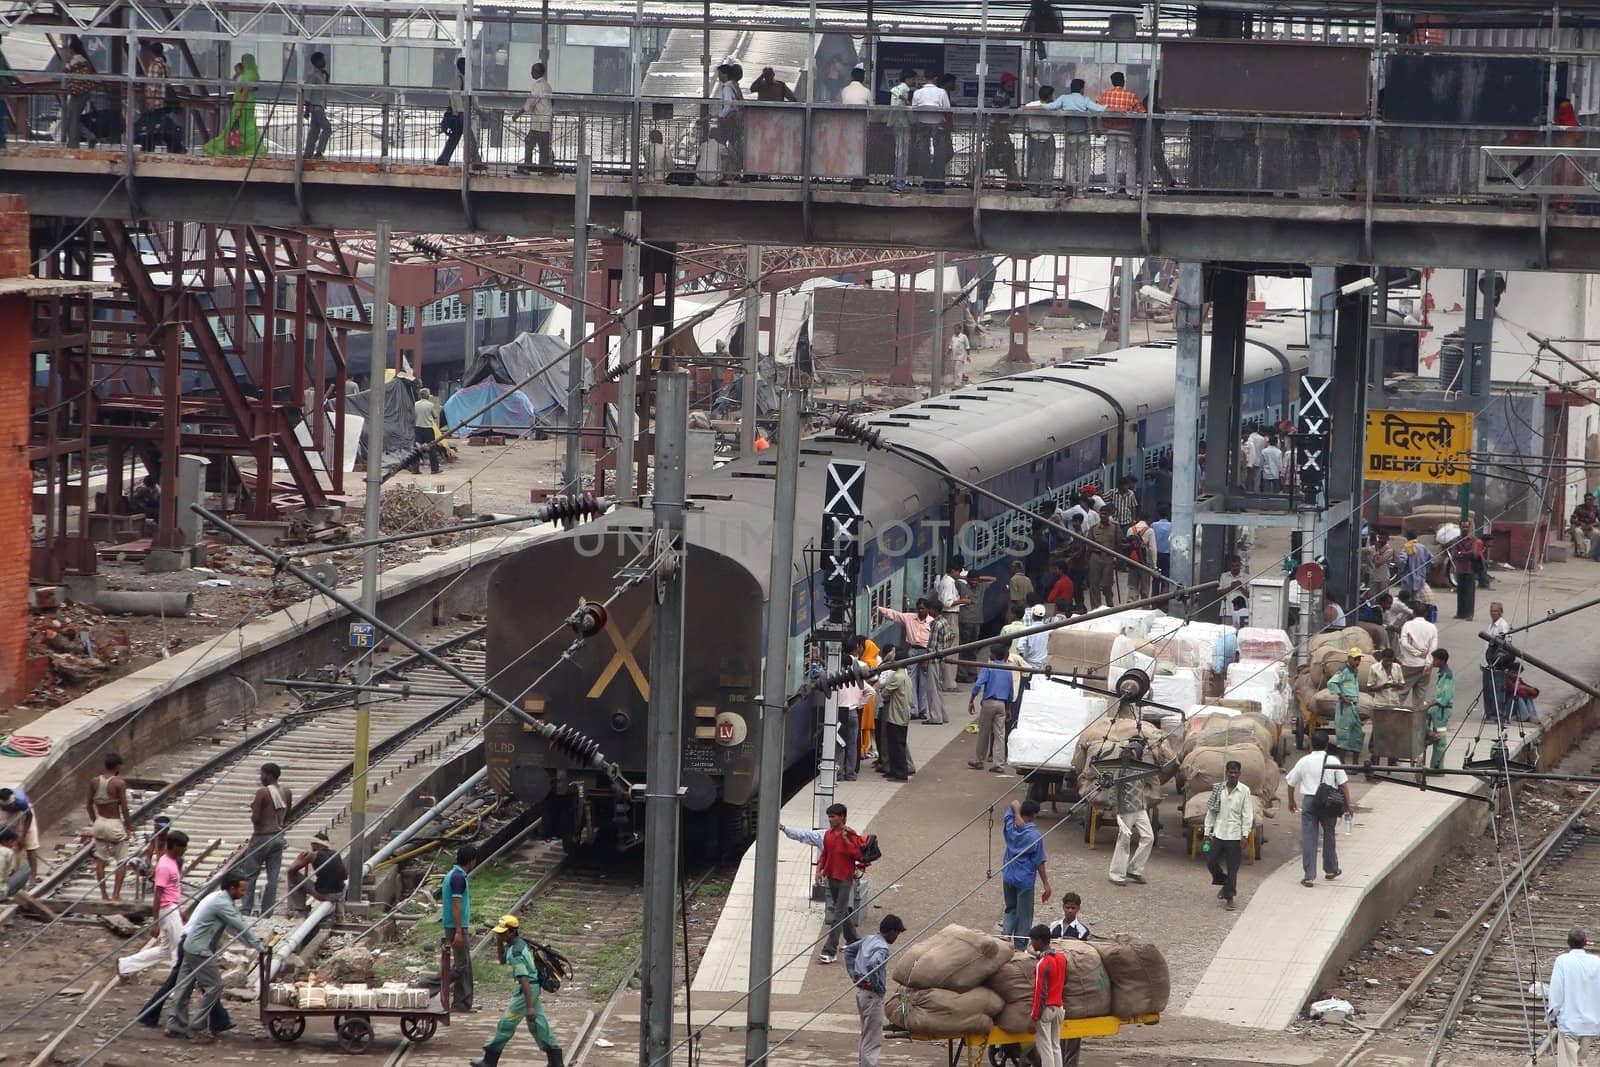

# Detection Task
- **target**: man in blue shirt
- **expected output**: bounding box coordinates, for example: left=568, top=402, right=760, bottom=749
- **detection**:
left=164, top=869, right=263, bottom=1041
left=968, top=642, right=1017, bottom=774
left=845, top=914, right=905, bottom=1067
left=1151, top=510, right=1173, bottom=581
left=442, top=844, right=478, bottom=1011
left=1001, top=799, right=1051, bottom=949
left=1043, top=77, right=1106, bottom=191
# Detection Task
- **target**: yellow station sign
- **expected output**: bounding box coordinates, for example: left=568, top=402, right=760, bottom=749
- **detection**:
left=1364, top=410, right=1473, bottom=485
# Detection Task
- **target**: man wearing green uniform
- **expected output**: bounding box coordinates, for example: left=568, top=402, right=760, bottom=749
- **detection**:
left=1425, top=648, right=1454, bottom=771
left=472, top=914, right=563, bottom=1067
left=1329, top=647, right=1365, bottom=766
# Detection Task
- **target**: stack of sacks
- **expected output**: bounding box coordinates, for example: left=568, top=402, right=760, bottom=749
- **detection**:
left=886, top=924, right=1010, bottom=1036
left=1046, top=628, right=1122, bottom=679
left=1306, top=628, right=1379, bottom=721
left=1178, top=711, right=1275, bottom=762
left=1236, top=627, right=1293, bottom=663
left=1008, top=682, right=1108, bottom=771
left=1178, top=742, right=1282, bottom=823
left=987, top=940, right=1114, bottom=1033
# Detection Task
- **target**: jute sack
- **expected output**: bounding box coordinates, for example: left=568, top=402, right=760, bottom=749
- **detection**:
left=1061, top=938, right=1113, bottom=1019
left=1095, top=936, right=1171, bottom=1018
left=885, top=986, right=1003, bottom=1037
left=1313, top=688, right=1377, bottom=723
left=892, top=924, right=1011, bottom=992
left=1046, top=629, right=1121, bottom=678
left=1178, top=713, right=1274, bottom=763
left=1179, top=743, right=1282, bottom=802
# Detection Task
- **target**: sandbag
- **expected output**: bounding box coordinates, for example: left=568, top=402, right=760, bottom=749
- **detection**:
left=1308, top=626, right=1374, bottom=661
left=1178, top=712, right=1274, bottom=762
left=886, top=986, right=1004, bottom=1037
left=1095, top=936, right=1171, bottom=1018
left=1061, top=938, right=1114, bottom=1019
left=897, top=924, right=1012, bottom=992
left=1353, top=620, right=1390, bottom=653
left=1314, top=688, right=1377, bottom=722
left=988, top=952, right=1037, bottom=1035
left=995, top=998, right=1036, bottom=1037
left=1071, top=714, right=1170, bottom=779
left=1179, top=742, right=1281, bottom=804
left=1182, top=791, right=1269, bottom=829
left=1046, top=629, right=1121, bottom=677
left=888, top=938, right=930, bottom=987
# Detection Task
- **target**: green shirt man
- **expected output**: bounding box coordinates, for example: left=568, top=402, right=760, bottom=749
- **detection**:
left=1328, top=650, right=1365, bottom=759
left=472, top=914, right=562, bottom=1067
left=1425, top=650, right=1454, bottom=770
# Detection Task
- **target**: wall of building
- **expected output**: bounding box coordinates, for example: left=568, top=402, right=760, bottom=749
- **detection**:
left=0, top=195, right=30, bottom=705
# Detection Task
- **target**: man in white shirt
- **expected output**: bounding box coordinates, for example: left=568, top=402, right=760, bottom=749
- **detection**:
left=887, top=69, right=917, bottom=192
left=1019, top=85, right=1060, bottom=194
left=835, top=635, right=870, bottom=781
left=1218, top=555, right=1248, bottom=628
left=839, top=67, right=872, bottom=107
left=1203, top=761, right=1254, bottom=911
left=948, top=329, right=970, bottom=388
left=1398, top=613, right=1440, bottom=708
left=518, top=62, right=554, bottom=172
left=935, top=561, right=968, bottom=692
left=911, top=73, right=954, bottom=192
left=1242, top=427, right=1265, bottom=492
left=1548, top=928, right=1600, bottom=1066
left=1260, top=436, right=1285, bottom=493
left=1366, top=647, right=1408, bottom=706
left=1285, top=734, right=1353, bottom=888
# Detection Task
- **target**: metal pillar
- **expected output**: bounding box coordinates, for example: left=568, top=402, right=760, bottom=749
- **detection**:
left=741, top=245, right=762, bottom=452
left=1201, top=268, right=1249, bottom=599
left=1170, top=263, right=1203, bottom=588
left=1119, top=256, right=1135, bottom=348
left=640, top=371, right=688, bottom=1067
left=931, top=251, right=946, bottom=395
left=1304, top=266, right=1337, bottom=647
left=565, top=156, right=591, bottom=494
left=617, top=209, right=642, bottom=499
left=745, top=387, right=802, bottom=1067
left=1327, top=265, right=1372, bottom=613
left=348, top=220, right=391, bottom=893
left=1457, top=269, right=1495, bottom=620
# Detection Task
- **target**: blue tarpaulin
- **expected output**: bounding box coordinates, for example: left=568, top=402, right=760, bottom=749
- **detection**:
left=442, top=380, right=545, bottom=433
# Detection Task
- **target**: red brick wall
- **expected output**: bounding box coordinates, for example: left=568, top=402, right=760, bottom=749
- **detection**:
left=0, top=195, right=30, bottom=704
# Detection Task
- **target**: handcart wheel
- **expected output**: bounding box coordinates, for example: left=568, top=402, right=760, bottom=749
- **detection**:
left=337, top=1016, right=374, bottom=1053
left=987, top=1043, right=1024, bottom=1066
left=400, top=1015, right=438, bottom=1042
left=268, top=1014, right=305, bottom=1042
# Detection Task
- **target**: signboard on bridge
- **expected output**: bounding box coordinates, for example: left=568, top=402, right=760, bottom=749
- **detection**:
left=1364, top=410, right=1473, bottom=485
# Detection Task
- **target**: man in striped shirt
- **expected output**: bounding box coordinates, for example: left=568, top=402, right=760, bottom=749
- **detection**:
left=1096, top=72, right=1146, bottom=195
left=1030, top=924, right=1067, bottom=1067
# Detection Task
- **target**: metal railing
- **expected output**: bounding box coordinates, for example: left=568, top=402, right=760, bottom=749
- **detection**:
left=11, top=71, right=1599, bottom=213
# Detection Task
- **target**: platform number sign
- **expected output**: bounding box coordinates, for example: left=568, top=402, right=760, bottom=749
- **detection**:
left=1292, top=375, right=1331, bottom=510
left=821, top=460, right=866, bottom=616
left=348, top=622, right=376, bottom=648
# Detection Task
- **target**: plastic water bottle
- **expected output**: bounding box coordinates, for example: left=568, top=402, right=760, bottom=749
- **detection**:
left=1343, top=812, right=1354, bottom=835
left=1201, top=837, right=1211, bottom=853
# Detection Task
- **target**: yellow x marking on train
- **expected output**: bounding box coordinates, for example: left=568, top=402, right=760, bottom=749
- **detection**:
left=586, top=614, right=651, bottom=700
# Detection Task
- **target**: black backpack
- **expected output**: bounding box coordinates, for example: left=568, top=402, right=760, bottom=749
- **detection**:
left=858, top=833, right=883, bottom=864
left=528, top=939, right=571, bottom=994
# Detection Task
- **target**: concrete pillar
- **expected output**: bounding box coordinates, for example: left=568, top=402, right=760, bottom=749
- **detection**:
left=176, top=455, right=211, bottom=548
left=1170, top=263, right=1203, bottom=589
left=0, top=195, right=31, bottom=704
left=1201, top=269, right=1249, bottom=612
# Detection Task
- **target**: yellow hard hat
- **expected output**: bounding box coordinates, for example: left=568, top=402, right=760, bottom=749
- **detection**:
left=1347, top=647, right=1365, bottom=657
left=491, top=914, right=520, bottom=934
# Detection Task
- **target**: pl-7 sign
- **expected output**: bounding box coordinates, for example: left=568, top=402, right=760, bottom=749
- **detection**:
left=1364, top=410, right=1473, bottom=485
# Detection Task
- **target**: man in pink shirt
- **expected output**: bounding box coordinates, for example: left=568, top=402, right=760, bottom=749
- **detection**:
left=874, top=599, right=938, bottom=721
left=118, top=828, right=189, bottom=979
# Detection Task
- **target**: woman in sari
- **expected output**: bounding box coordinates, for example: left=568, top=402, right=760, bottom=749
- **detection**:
left=204, top=54, right=262, bottom=156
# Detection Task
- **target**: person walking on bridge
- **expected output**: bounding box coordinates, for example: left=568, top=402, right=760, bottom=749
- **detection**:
left=1548, top=928, right=1600, bottom=1067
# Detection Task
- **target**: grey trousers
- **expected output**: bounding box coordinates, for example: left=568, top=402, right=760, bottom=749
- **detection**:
left=240, top=832, right=285, bottom=915
left=856, top=987, right=884, bottom=1067
left=1301, top=805, right=1339, bottom=881
left=976, top=698, right=1008, bottom=768
left=822, top=877, right=858, bottom=955
left=163, top=949, right=221, bottom=1035
left=838, top=705, right=861, bottom=779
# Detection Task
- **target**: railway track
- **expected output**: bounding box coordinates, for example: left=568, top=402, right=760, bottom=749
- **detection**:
left=37, top=620, right=490, bottom=915
left=1390, top=782, right=1600, bottom=1064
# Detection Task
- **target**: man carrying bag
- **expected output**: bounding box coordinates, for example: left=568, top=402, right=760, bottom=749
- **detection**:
left=1285, top=732, right=1353, bottom=889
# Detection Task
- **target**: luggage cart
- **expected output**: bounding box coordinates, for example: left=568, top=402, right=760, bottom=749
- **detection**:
left=259, top=943, right=452, bottom=1053
left=909, top=1012, right=1160, bottom=1067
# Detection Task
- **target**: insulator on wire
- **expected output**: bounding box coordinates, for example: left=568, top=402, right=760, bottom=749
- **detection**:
left=410, top=235, right=446, bottom=259
left=541, top=493, right=604, bottom=521
left=820, top=661, right=872, bottom=692
left=567, top=600, right=608, bottom=638
left=831, top=414, right=884, bottom=450
left=543, top=722, right=602, bottom=765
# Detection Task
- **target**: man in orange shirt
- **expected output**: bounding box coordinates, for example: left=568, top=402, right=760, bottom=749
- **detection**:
left=1096, top=71, right=1146, bottom=195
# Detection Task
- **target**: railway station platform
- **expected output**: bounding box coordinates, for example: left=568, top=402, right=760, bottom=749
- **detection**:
left=578, top=549, right=1600, bottom=1064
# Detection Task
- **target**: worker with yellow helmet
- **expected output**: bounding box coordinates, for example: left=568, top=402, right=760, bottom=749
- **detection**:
left=470, top=914, right=564, bottom=1067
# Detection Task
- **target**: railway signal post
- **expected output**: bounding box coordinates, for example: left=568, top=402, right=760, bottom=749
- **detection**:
left=641, top=371, right=689, bottom=1067
left=746, top=387, right=803, bottom=1066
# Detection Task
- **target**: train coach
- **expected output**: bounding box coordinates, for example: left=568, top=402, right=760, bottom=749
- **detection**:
left=484, top=311, right=1310, bottom=852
